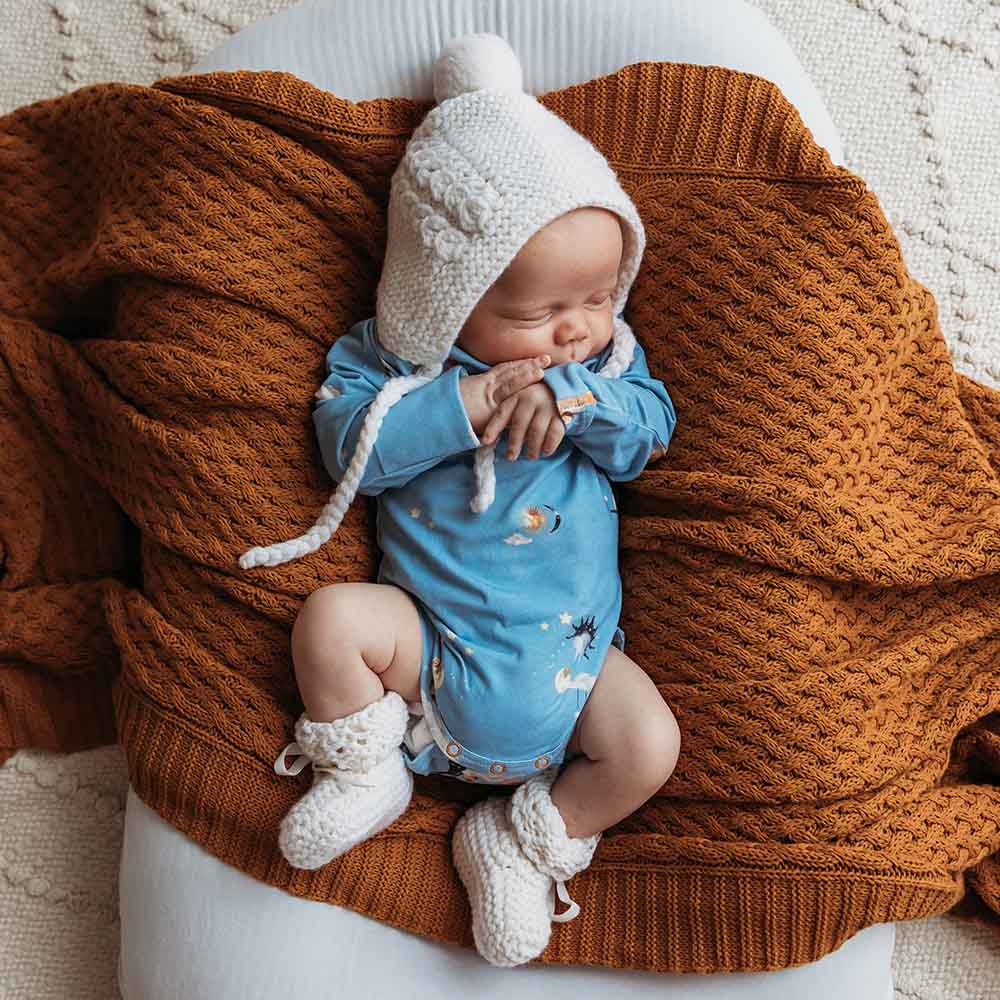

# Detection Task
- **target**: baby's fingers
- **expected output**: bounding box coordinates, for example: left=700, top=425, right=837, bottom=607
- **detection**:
left=504, top=404, right=532, bottom=461
left=541, top=416, right=566, bottom=456
left=524, top=409, right=555, bottom=459
left=480, top=395, right=517, bottom=446
left=493, top=355, right=550, bottom=403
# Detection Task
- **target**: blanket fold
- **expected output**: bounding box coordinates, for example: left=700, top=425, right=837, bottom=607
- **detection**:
left=2, top=62, right=999, bottom=973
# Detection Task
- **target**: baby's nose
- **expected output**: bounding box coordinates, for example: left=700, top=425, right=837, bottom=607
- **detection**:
left=554, top=316, right=587, bottom=343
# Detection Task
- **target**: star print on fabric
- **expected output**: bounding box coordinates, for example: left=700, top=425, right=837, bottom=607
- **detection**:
left=559, top=612, right=572, bottom=625
left=540, top=622, right=550, bottom=630
left=409, top=507, right=421, bottom=518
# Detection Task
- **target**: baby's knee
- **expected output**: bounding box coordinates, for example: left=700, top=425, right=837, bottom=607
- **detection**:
left=292, top=583, right=371, bottom=667
left=625, top=701, right=681, bottom=791
left=295, top=584, right=346, bottom=641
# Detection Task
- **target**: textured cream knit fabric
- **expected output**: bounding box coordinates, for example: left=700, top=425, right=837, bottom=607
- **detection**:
left=2, top=2, right=998, bottom=998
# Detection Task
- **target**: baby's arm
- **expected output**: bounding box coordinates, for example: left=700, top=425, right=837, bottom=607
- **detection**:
left=314, top=322, right=480, bottom=495
left=539, top=338, right=676, bottom=481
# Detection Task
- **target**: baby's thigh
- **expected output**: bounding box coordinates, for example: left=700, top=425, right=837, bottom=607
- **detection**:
left=567, top=646, right=680, bottom=773
left=293, top=581, right=424, bottom=703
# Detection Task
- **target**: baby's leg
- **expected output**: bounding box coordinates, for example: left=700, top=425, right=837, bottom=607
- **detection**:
left=553, top=646, right=680, bottom=839
left=291, top=582, right=423, bottom=722
left=276, top=582, right=422, bottom=870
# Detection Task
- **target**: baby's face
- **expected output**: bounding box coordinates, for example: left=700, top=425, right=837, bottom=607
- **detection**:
left=456, top=207, right=623, bottom=367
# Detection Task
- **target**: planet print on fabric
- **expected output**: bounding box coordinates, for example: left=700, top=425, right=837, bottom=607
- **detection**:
left=521, top=506, right=547, bottom=532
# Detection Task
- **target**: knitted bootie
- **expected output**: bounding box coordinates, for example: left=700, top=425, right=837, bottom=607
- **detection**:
left=451, top=768, right=601, bottom=967
left=274, top=690, right=413, bottom=870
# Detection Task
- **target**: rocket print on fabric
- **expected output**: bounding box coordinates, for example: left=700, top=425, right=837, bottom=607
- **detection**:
left=565, top=615, right=598, bottom=660
left=549, top=610, right=600, bottom=698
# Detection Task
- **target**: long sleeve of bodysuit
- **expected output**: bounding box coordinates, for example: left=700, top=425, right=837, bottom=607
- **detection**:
left=540, top=339, right=677, bottom=481
left=312, top=321, right=480, bottom=496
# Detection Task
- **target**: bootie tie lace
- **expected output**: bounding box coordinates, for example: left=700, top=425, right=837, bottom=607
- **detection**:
left=274, top=690, right=413, bottom=870
left=451, top=768, right=601, bottom=967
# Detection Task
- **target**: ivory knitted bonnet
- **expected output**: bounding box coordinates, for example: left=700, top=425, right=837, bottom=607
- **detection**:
left=239, top=32, right=646, bottom=570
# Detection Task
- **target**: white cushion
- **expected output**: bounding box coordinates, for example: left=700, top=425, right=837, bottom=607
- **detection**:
left=121, top=791, right=895, bottom=999
left=191, top=0, right=843, bottom=164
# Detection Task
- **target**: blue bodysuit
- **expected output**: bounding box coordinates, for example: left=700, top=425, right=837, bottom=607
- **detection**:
left=314, top=318, right=676, bottom=785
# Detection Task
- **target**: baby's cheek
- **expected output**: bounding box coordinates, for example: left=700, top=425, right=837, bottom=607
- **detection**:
left=504, top=329, right=550, bottom=360
left=591, top=314, right=615, bottom=351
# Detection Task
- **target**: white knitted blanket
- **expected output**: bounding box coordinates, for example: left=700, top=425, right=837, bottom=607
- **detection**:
left=2, top=2, right=999, bottom=998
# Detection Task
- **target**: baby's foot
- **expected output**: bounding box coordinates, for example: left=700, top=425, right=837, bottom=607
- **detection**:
left=275, top=693, right=413, bottom=869
left=278, top=748, right=412, bottom=869
left=451, top=795, right=557, bottom=966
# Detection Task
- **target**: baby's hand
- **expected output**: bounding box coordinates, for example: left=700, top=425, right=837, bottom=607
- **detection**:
left=459, top=356, right=551, bottom=437
left=481, top=381, right=566, bottom=461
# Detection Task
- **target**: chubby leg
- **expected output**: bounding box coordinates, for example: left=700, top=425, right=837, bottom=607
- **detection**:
left=276, top=582, right=423, bottom=870
left=553, top=646, right=680, bottom=839
left=291, top=581, right=423, bottom=722
left=451, top=647, right=679, bottom=967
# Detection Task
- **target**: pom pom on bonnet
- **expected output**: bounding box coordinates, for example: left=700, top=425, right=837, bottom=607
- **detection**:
left=239, top=32, right=646, bottom=570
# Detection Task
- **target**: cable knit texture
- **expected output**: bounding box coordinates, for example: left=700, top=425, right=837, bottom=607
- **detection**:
left=277, top=692, right=413, bottom=870
left=3, top=63, right=1000, bottom=974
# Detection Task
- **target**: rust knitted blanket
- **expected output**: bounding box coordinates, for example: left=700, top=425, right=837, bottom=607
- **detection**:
left=3, top=63, right=1000, bottom=974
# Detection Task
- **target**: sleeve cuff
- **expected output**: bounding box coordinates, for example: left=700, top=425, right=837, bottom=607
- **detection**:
left=541, top=363, right=597, bottom=434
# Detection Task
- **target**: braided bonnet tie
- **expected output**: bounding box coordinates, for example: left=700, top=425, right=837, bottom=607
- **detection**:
left=468, top=317, right=637, bottom=512
left=238, top=364, right=443, bottom=570
left=239, top=319, right=637, bottom=569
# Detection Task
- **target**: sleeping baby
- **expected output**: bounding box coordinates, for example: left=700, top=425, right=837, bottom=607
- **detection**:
left=239, top=32, right=680, bottom=968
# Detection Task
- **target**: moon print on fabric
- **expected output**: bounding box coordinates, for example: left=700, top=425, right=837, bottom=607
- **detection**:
left=542, top=504, right=562, bottom=532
